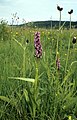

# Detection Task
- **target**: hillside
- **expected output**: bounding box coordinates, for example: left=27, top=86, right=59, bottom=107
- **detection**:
left=25, top=20, right=77, bottom=29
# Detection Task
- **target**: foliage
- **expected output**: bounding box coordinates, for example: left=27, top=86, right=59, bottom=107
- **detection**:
left=0, top=25, right=77, bottom=120
left=0, top=20, right=11, bottom=41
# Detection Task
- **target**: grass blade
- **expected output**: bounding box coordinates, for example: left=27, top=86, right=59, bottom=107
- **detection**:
left=8, top=77, right=35, bottom=83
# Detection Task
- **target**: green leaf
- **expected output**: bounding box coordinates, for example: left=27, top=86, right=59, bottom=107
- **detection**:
left=8, top=77, right=35, bottom=83
left=0, top=96, right=17, bottom=107
left=13, top=38, right=23, bottom=48
left=61, top=71, right=72, bottom=86
left=0, top=96, right=10, bottom=103
left=24, top=89, right=29, bottom=102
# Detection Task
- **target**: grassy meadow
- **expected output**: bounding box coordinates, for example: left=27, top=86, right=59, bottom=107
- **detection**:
left=0, top=22, right=77, bottom=120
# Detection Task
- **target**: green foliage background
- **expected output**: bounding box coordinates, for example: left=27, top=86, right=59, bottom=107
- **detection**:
left=0, top=21, right=77, bottom=120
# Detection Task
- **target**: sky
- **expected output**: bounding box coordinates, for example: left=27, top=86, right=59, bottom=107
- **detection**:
left=0, top=0, right=77, bottom=24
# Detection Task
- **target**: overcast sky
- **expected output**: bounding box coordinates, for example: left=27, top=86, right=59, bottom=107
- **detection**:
left=0, top=0, right=77, bottom=24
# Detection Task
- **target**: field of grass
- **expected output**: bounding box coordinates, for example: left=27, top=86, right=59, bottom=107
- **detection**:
left=0, top=22, right=77, bottom=120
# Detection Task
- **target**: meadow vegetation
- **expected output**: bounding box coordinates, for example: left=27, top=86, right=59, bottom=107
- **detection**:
left=0, top=20, right=77, bottom=120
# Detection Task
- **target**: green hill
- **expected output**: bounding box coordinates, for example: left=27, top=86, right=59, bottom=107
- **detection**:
left=25, top=20, right=77, bottom=29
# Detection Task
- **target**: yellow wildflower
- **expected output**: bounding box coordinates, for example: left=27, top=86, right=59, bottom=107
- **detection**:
left=68, top=115, right=72, bottom=120
left=42, top=32, right=44, bottom=34
left=48, top=38, right=50, bottom=40
left=16, top=32, right=18, bottom=35
left=48, top=32, right=50, bottom=34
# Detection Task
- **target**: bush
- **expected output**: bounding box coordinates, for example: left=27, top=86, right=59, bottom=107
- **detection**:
left=0, top=20, right=11, bottom=41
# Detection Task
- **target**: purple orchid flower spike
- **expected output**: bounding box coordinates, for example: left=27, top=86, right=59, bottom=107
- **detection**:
left=34, top=32, right=42, bottom=58
left=56, top=52, right=60, bottom=70
left=56, top=58, right=60, bottom=70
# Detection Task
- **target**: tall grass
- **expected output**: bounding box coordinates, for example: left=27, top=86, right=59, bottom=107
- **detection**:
left=0, top=23, right=77, bottom=120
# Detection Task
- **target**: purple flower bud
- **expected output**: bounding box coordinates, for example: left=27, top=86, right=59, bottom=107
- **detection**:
left=68, top=9, right=73, bottom=14
left=72, top=37, right=76, bottom=44
left=34, top=32, right=42, bottom=58
left=57, top=5, right=63, bottom=11
left=56, top=57, right=60, bottom=70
